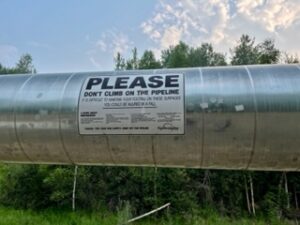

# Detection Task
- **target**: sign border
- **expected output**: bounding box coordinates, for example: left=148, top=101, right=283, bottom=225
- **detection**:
left=77, top=73, right=185, bottom=136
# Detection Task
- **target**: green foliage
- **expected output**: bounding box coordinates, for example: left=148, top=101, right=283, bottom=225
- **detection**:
left=139, top=50, right=161, bottom=69
left=0, top=64, right=12, bottom=74
left=126, top=47, right=139, bottom=70
left=209, top=171, right=245, bottom=216
left=114, top=52, right=126, bottom=70
left=162, top=42, right=190, bottom=68
left=2, top=164, right=298, bottom=219
left=260, top=189, right=280, bottom=217
left=282, top=52, right=299, bottom=64
left=117, top=201, right=132, bottom=224
left=15, top=54, right=36, bottom=73
left=161, top=41, right=227, bottom=68
left=119, top=41, right=226, bottom=70
left=257, top=39, right=280, bottom=64
left=231, top=35, right=280, bottom=65
left=188, top=43, right=227, bottom=67
left=115, top=48, right=161, bottom=70
left=231, top=35, right=259, bottom=65
left=0, top=54, right=36, bottom=74
left=43, top=166, right=74, bottom=207
left=0, top=165, right=50, bottom=209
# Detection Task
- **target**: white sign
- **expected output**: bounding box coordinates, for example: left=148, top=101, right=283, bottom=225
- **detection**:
left=78, top=74, right=185, bottom=135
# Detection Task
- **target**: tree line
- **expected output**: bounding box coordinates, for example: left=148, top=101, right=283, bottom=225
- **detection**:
left=114, top=34, right=298, bottom=71
left=0, top=54, right=36, bottom=74
left=0, top=34, right=299, bottom=220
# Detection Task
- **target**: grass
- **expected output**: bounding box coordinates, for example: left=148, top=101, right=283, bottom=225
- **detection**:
left=0, top=206, right=292, bottom=225
left=0, top=207, right=120, bottom=225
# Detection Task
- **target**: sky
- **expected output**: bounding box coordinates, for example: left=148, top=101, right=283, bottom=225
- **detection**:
left=0, top=0, right=300, bottom=73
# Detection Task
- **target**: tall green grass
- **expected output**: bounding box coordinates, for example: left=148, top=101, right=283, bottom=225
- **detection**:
left=0, top=207, right=291, bottom=225
left=0, top=207, right=117, bottom=225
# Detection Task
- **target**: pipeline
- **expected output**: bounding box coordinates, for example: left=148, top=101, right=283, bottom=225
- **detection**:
left=0, top=64, right=300, bottom=171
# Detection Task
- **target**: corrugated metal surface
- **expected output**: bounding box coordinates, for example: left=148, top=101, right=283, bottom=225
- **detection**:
left=0, top=64, right=299, bottom=171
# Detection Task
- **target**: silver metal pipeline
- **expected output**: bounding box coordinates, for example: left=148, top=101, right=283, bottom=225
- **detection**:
left=0, top=64, right=300, bottom=171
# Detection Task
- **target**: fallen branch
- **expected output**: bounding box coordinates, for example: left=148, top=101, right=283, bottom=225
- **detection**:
left=126, top=203, right=170, bottom=224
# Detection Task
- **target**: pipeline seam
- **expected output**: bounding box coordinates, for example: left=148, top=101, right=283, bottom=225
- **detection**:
left=13, top=75, right=35, bottom=162
left=105, top=135, right=116, bottom=165
left=106, top=69, right=117, bottom=165
left=76, top=73, right=116, bottom=165
left=151, top=136, right=157, bottom=167
left=58, top=73, right=77, bottom=164
left=292, top=65, right=300, bottom=172
left=244, top=66, right=258, bottom=170
left=150, top=70, right=157, bottom=167
left=198, top=68, right=205, bottom=168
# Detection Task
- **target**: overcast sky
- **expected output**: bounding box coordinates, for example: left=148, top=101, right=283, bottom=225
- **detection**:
left=0, top=0, right=300, bottom=73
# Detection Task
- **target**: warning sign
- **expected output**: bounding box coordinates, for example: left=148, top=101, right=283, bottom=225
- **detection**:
left=78, top=74, right=185, bottom=135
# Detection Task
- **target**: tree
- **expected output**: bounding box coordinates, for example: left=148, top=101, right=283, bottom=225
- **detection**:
left=139, top=50, right=161, bottom=69
left=162, top=41, right=226, bottom=68
left=0, top=64, right=10, bottom=74
left=189, top=43, right=227, bottom=67
left=0, top=54, right=36, bottom=74
left=161, top=41, right=190, bottom=68
left=117, top=48, right=162, bottom=70
left=231, top=35, right=259, bottom=65
left=231, top=35, right=281, bottom=66
left=114, top=52, right=126, bottom=70
left=257, top=39, right=280, bottom=64
left=281, top=52, right=299, bottom=64
left=0, top=165, right=50, bottom=209
left=15, top=54, right=36, bottom=73
left=126, top=48, right=139, bottom=70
